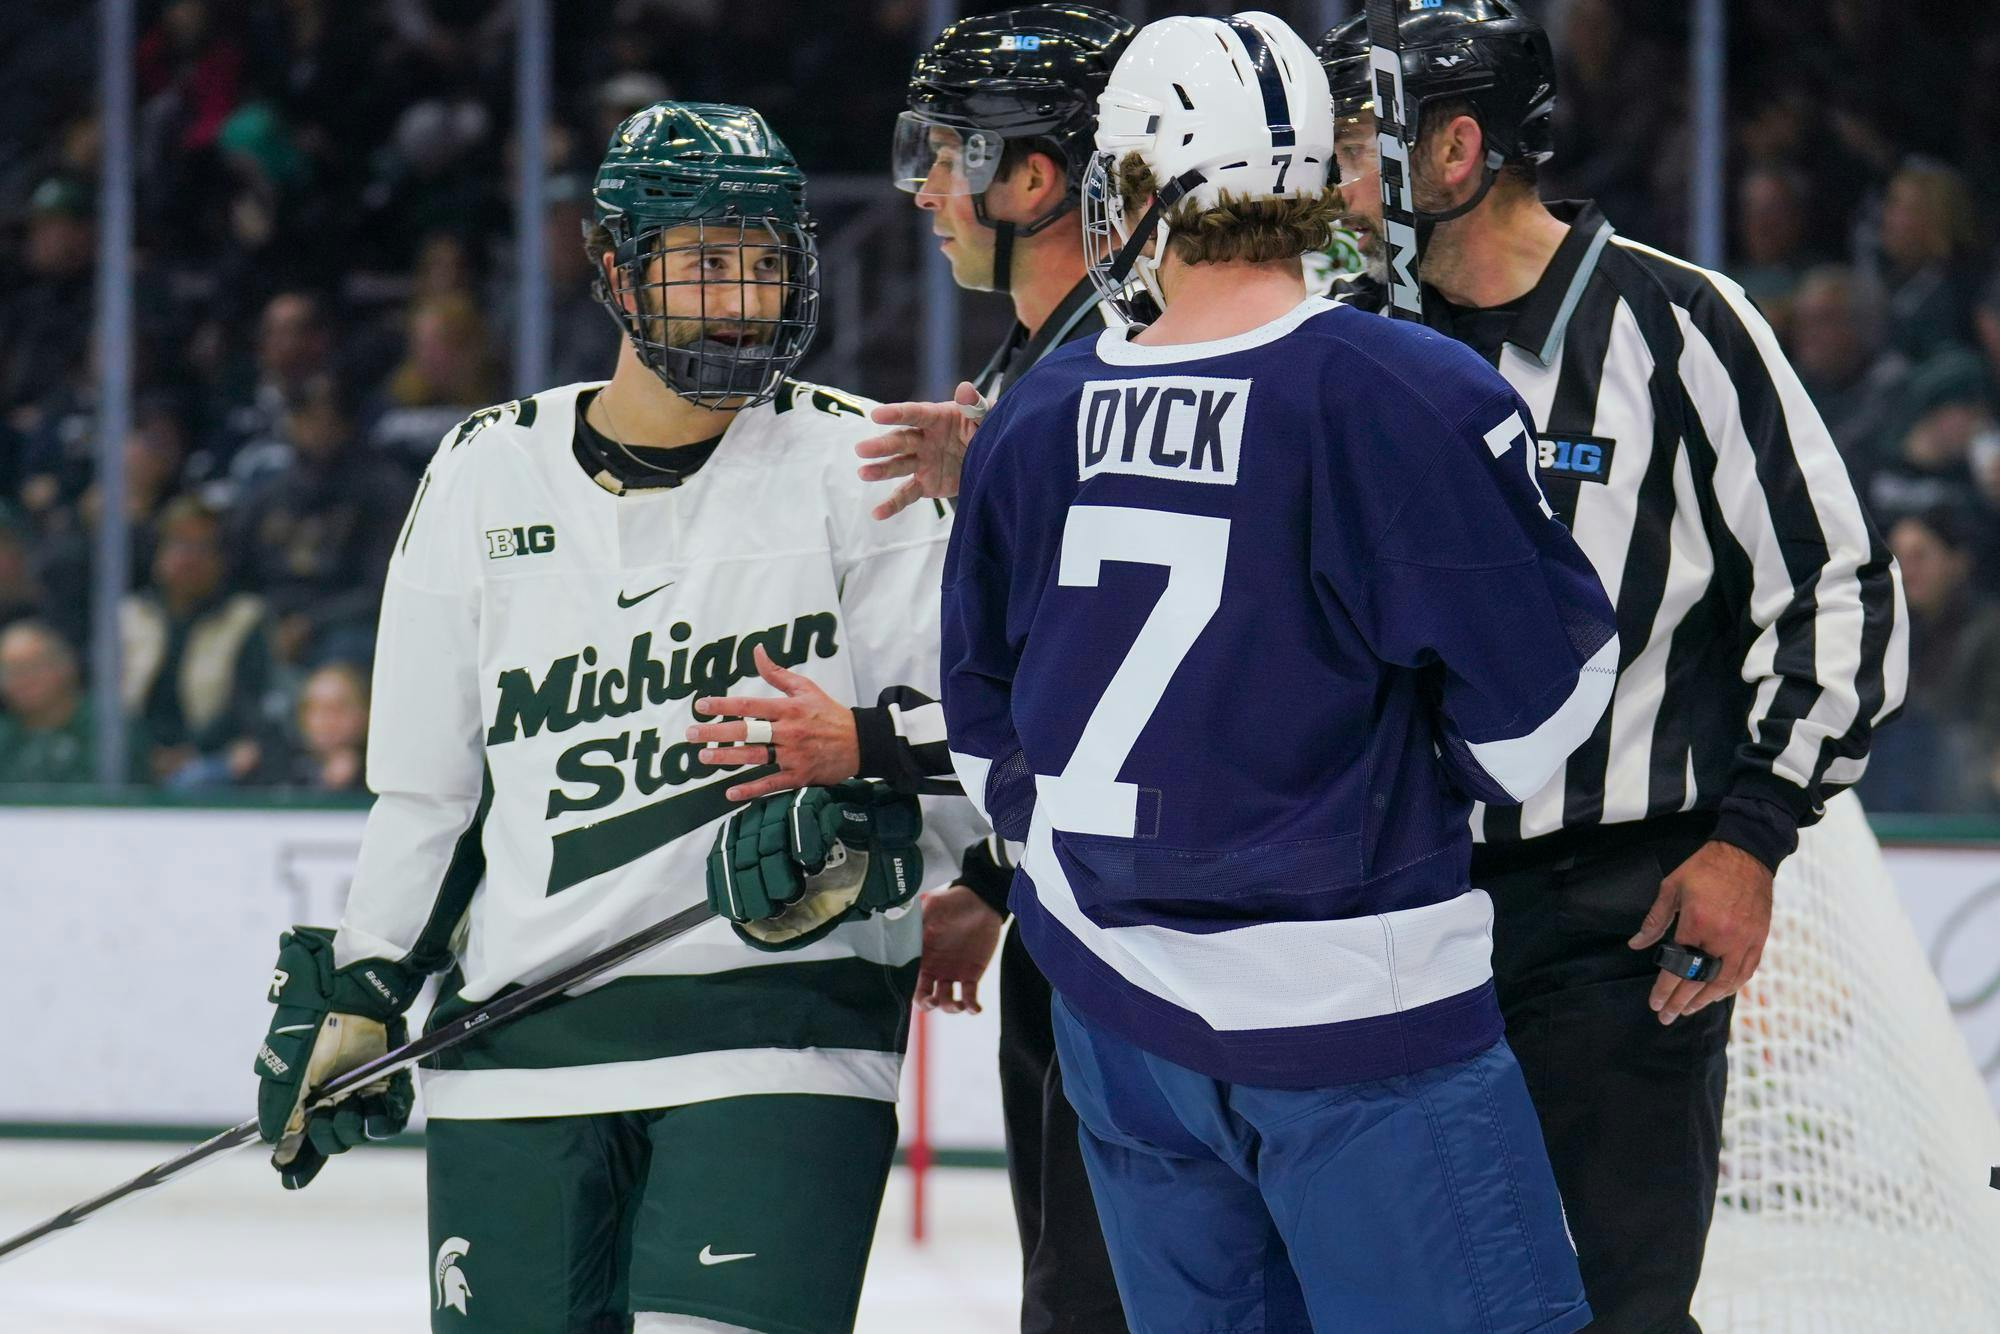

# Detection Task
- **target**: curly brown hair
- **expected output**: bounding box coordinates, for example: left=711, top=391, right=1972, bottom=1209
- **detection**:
left=1116, top=151, right=1343, bottom=266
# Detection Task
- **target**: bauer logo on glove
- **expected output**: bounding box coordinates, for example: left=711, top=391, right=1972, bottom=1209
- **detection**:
left=706, top=781, right=924, bottom=950
left=251, top=926, right=420, bottom=1189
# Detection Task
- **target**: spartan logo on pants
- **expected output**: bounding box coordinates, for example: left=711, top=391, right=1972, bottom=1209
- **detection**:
left=434, top=1236, right=473, bottom=1314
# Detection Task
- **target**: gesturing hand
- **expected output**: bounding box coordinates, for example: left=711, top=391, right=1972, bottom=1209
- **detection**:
left=687, top=645, right=861, bottom=802
left=1628, top=839, right=1775, bottom=1025
left=916, top=884, right=1004, bottom=1014
left=854, top=381, right=986, bottom=520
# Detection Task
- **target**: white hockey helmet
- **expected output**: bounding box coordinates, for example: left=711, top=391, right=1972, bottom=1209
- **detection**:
left=1083, top=11, right=1334, bottom=319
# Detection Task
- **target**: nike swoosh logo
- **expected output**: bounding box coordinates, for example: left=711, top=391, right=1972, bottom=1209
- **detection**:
left=617, top=581, right=675, bottom=608
left=272, top=1024, right=317, bottom=1035
left=698, top=1245, right=756, bottom=1266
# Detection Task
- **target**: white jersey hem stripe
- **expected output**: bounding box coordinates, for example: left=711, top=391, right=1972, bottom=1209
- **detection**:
left=419, top=1046, right=902, bottom=1119
left=1022, top=810, right=1494, bottom=1032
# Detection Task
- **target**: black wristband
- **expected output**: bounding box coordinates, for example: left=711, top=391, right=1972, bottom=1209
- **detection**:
left=848, top=704, right=904, bottom=788
left=958, top=839, right=1014, bottom=920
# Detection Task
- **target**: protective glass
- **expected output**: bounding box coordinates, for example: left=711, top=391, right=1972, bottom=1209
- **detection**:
left=891, top=112, right=1007, bottom=195
left=604, top=216, right=820, bottom=406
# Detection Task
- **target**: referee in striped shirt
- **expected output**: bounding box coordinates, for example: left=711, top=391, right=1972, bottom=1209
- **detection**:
left=1321, top=6, right=1904, bottom=1331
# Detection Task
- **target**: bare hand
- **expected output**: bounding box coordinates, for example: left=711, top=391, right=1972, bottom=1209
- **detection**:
left=916, top=884, right=1004, bottom=1014
left=1629, top=840, right=1775, bottom=1025
left=687, top=645, right=861, bottom=802
left=854, top=381, right=985, bottom=520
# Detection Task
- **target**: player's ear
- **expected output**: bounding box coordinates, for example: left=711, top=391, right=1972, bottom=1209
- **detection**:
left=1443, top=114, right=1485, bottom=190
left=1028, top=149, right=1066, bottom=213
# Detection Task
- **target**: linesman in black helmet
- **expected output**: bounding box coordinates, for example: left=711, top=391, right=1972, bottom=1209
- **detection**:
left=857, top=8, right=1137, bottom=1333
left=1318, top=4, right=1905, bottom=1330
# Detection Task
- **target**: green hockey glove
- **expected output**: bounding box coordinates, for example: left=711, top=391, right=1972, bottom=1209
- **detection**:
left=253, top=926, right=420, bottom=1189
left=706, top=782, right=924, bottom=950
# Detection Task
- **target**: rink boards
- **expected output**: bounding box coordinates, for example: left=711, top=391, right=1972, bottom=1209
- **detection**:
left=0, top=799, right=1992, bottom=1134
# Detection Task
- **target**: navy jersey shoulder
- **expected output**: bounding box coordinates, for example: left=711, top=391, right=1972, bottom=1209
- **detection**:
left=1297, top=303, right=1521, bottom=443
left=987, top=302, right=1519, bottom=479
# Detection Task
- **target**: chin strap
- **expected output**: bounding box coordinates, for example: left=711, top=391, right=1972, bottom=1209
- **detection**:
left=1414, top=152, right=1506, bottom=249
left=1103, top=169, right=1206, bottom=308
left=974, top=183, right=1078, bottom=295
left=989, top=220, right=1016, bottom=294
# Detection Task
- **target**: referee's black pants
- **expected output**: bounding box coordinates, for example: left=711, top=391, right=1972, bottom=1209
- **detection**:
left=997, top=923, right=1129, bottom=1334
left=1482, top=821, right=1733, bottom=1334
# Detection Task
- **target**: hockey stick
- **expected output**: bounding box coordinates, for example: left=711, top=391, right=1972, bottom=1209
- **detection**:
left=1366, top=0, right=1423, bottom=321
left=0, top=900, right=718, bottom=1267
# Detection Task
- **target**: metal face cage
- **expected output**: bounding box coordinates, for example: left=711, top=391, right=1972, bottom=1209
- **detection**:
left=598, top=215, right=821, bottom=407
left=1088, top=151, right=1176, bottom=326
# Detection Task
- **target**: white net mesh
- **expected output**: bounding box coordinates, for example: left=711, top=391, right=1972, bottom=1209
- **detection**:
left=1694, top=793, right=2000, bottom=1331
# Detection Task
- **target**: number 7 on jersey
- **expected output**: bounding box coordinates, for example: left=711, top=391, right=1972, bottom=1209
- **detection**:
left=1038, top=506, right=1231, bottom=839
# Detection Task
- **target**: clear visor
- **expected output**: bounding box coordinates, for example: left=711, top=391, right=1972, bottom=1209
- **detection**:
left=1332, top=111, right=1382, bottom=188
left=891, top=112, right=1006, bottom=195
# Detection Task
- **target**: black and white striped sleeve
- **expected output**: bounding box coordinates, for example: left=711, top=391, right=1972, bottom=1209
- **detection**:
left=1669, top=262, right=1906, bottom=865
left=853, top=685, right=963, bottom=797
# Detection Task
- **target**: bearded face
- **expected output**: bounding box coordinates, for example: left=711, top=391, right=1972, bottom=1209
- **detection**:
left=599, top=214, right=821, bottom=406
left=1332, top=110, right=1462, bottom=282
left=623, top=222, right=790, bottom=349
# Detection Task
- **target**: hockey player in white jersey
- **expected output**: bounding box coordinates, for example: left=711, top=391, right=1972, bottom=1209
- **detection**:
left=247, top=102, right=976, bottom=1334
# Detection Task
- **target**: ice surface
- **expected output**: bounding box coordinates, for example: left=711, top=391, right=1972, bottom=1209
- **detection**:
left=0, top=1142, right=1020, bottom=1333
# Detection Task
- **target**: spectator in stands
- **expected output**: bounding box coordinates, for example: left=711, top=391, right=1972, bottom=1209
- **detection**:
left=1877, top=159, right=1984, bottom=360
left=267, top=660, right=369, bottom=793
left=594, top=72, right=673, bottom=148
left=0, top=504, right=43, bottom=634
left=136, top=0, right=245, bottom=255
left=358, top=97, right=494, bottom=271
left=28, top=399, right=191, bottom=650
left=1866, top=348, right=2000, bottom=538
left=1543, top=0, right=1679, bottom=244
left=0, top=620, right=122, bottom=786
left=121, top=496, right=274, bottom=787
left=229, top=374, right=410, bottom=669
left=497, top=175, right=620, bottom=388
left=1, top=176, right=95, bottom=434
left=1863, top=507, right=2000, bottom=812
left=366, top=292, right=500, bottom=466
left=194, top=289, right=336, bottom=495
left=1734, top=163, right=1816, bottom=339
left=1974, top=268, right=2000, bottom=402
left=1790, top=266, right=1911, bottom=488
left=410, top=229, right=479, bottom=304
left=137, top=0, right=243, bottom=157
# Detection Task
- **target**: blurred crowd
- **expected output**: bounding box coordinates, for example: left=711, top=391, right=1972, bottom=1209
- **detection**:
left=1, top=0, right=1998, bottom=810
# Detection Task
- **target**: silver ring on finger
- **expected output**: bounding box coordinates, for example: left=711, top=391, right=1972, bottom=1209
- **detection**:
left=742, top=718, right=774, bottom=745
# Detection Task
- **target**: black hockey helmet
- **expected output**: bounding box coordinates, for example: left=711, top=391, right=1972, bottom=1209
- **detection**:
left=1317, top=0, right=1557, bottom=169
left=896, top=4, right=1136, bottom=290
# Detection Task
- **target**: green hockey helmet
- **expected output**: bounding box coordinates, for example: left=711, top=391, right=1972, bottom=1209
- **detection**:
left=589, top=102, right=820, bottom=406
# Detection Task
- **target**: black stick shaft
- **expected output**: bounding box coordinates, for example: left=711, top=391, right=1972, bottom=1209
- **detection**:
left=1367, top=0, right=1423, bottom=321
left=0, top=901, right=717, bottom=1267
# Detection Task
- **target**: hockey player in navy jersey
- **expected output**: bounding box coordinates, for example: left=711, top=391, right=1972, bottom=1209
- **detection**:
left=940, top=13, right=1616, bottom=1333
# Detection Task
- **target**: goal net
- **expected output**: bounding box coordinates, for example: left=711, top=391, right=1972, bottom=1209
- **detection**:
left=1693, top=793, right=2000, bottom=1330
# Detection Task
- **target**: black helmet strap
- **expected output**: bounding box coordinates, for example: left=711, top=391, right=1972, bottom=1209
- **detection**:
left=988, top=220, right=1015, bottom=294
left=1415, top=147, right=1506, bottom=236
left=971, top=171, right=1076, bottom=295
